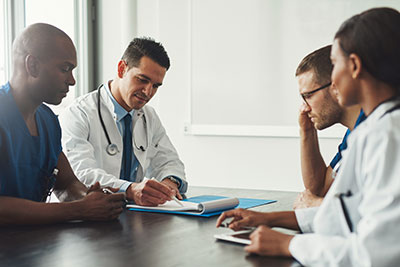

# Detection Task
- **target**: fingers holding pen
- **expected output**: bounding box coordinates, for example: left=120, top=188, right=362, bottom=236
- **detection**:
left=127, top=179, right=175, bottom=206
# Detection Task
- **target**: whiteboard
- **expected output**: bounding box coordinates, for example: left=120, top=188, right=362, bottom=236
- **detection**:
left=188, top=0, right=400, bottom=136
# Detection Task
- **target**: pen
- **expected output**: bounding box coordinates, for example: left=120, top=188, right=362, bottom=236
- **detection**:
left=102, top=188, right=114, bottom=194
left=172, top=195, right=184, bottom=207
left=150, top=177, right=183, bottom=207
left=101, top=187, right=128, bottom=204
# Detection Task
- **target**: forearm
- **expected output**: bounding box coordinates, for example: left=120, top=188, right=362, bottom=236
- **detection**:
left=55, top=178, right=87, bottom=202
left=0, top=196, right=82, bottom=225
left=54, top=152, right=88, bottom=202
left=265, top=211, right=300, bottom=230
left=300, top=129, right=327, bottom=195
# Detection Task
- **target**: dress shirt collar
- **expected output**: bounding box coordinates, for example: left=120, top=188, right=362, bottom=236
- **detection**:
left=103, top=80, right=134, bottom=122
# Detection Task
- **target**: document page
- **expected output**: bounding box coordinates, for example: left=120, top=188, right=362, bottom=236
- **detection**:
left=127, top=200, right=202, bottom=212
left=127, top=197, right=239, bottom=214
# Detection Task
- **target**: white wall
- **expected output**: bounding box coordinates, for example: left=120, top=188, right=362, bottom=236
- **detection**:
left=135, top=0, right=337, bottom=192
left=94, top=0, right=399, bottom=192
left=94, top=0, right=137, bottom=85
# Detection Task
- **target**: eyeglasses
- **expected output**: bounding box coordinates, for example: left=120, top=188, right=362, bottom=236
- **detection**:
left=300, top=82, right=332, bottom=105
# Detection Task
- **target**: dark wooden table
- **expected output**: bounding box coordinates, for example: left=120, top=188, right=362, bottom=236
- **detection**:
left=0, top=186, right=300, bottom=267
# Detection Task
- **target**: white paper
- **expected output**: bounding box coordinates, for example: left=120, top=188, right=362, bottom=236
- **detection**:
left=127, top=200, right=202, bottom=212
left=127, top=197, right=239, bottom=214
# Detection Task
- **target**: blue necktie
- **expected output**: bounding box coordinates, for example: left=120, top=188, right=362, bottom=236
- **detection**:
left=121, top=113, right=132, bottom=180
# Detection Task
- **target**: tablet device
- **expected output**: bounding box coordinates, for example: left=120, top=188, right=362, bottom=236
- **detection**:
left=214, top=230, right=253, bottom=245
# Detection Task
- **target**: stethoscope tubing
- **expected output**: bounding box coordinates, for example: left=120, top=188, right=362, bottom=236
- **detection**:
left=97, top=85, right=147, bottom=156
left=98, top=85, right=119, bottom=156
left=97, top=85, right=113, bottom=147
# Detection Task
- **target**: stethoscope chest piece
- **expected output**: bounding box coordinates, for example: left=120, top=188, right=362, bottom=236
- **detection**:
left=106, top=143, right=119, bottom=156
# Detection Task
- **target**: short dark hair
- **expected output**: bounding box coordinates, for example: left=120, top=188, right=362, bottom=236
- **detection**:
left=295, top=45, right=332, bottom=85
left=335, top=7, right=400, bottom=89
left=121, top=37, right=170, bottom=70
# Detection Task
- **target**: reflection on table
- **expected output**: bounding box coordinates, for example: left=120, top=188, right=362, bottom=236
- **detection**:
left=0, top=186, right=300, bottom=267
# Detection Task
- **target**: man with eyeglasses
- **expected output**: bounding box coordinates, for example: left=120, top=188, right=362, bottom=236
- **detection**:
left=293, top=45, right=366, bottom=209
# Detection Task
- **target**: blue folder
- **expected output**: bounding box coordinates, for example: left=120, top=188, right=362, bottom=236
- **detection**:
left=127, top=195, right=276, bottom=217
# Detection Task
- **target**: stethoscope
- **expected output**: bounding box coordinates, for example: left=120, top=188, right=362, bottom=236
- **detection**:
left=97, top=85, right=148, bottom=156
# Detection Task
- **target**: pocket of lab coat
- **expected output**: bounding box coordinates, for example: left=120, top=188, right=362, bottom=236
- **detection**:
left=140, top=143, right=159, bottom=172
left=146, top=143, right=159, bottom=159
left=342, top=192, right=362, bottom=230
left=335, top=192, right=362, bottom=235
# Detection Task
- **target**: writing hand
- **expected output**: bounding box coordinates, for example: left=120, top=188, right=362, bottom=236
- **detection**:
left=126, top=179, right=174, bottom=206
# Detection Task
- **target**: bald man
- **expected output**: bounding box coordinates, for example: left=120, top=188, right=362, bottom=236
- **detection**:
left=0, top=23, right=125, bottom=225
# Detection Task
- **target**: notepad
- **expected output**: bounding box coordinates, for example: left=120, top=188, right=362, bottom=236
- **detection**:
left=127, top=195, right=276, bottom=217
left=127, top=197, right=239, bottom=214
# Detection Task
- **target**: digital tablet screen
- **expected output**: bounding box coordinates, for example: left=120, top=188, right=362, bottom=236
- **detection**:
left=214, top=230, right=253, bottom=245
left=231, top=232, right=251, bottom=240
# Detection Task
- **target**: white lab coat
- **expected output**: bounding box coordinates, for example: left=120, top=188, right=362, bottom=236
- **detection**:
left=59, top=84, right=187, bottom=192
left=289, top=99, right=400, bottom=267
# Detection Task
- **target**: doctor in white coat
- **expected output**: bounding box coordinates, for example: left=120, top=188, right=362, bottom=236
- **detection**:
left=59, top=37, right=187, bottom=206
left=217, top=7, right=400, bottom=266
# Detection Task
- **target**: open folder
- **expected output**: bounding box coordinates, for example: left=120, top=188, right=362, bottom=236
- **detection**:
left=127, top=195, right=276, bottom=217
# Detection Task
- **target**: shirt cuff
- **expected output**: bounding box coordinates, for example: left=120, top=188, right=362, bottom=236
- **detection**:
left=289, top=234, right=308, bottom=265
left=294, top=207, right=319, bottom=233
left=118, top=181, right=133, bottom=193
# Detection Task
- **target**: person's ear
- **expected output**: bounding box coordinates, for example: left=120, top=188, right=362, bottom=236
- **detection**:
left=330, top=83, right=340, bottom=100
left=349, top=53, right=362, bottom=79
left=25, top=55, right=40, bottom=77
left=117, top=60, right=128, bottom=78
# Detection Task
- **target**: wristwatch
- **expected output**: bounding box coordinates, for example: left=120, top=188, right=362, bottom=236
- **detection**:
left=166, top=176, right=181, bottom=188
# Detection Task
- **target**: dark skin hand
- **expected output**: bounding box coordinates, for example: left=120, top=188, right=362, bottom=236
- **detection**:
left=217, top=208, right=299, bottom=231
left=216, top=209, right=271, bottom=231
left=216, top=208, right=300, bottom=257
left=245, top=225, right=294, bottom=257
left=78, top=182, right=125, bottom=221
left=0, top=185, right=126, bottom=225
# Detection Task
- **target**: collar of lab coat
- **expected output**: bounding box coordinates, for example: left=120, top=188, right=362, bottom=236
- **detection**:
left=346, top=97, right=400, bottom=147
left=362, top=97, right=400, bottom=127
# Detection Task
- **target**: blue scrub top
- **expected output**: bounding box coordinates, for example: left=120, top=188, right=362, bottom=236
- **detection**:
left=0, top=83, right=62, bottom=202
left=329, top=110, right=367, bottom=169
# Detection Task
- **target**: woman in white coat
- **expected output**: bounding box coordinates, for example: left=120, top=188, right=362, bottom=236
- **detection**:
left=217, top=7, right=400, bottom=266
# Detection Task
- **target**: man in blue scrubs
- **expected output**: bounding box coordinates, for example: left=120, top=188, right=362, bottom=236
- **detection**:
left=293, top=45, right=366, bottom=209
left=0, top=23, right=125, bottom=225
